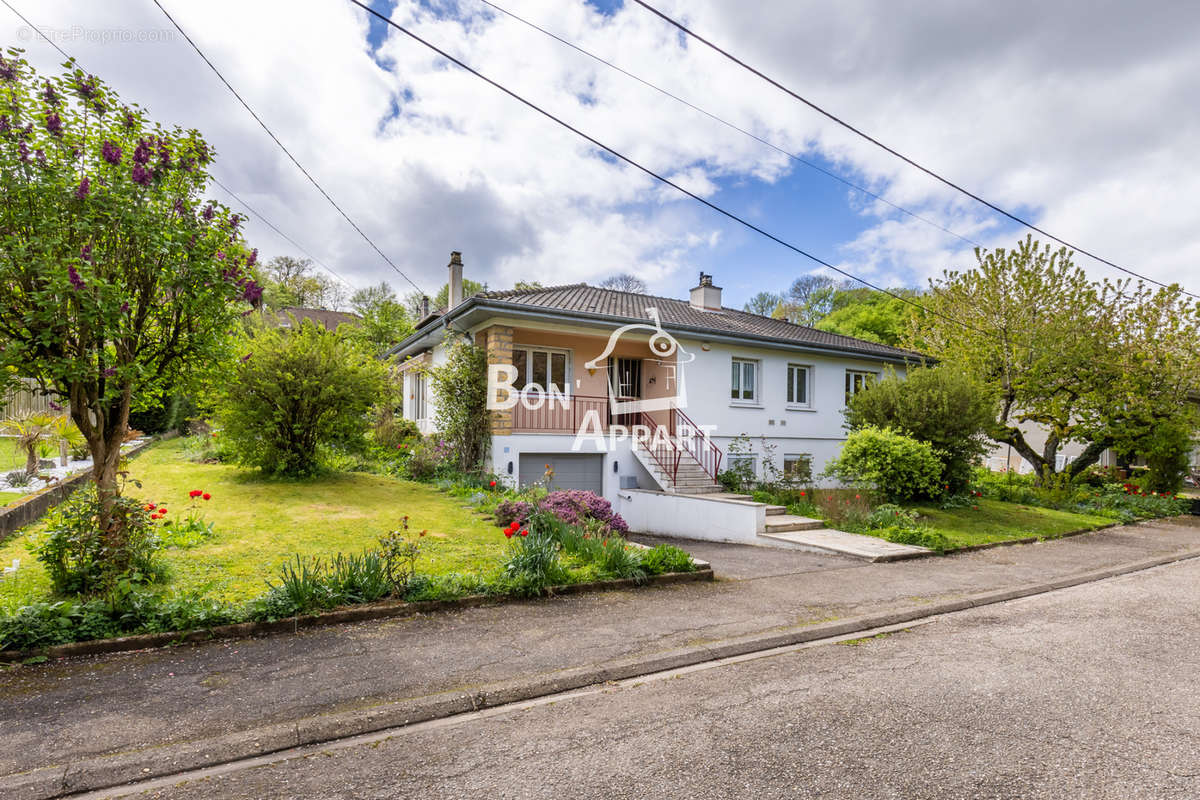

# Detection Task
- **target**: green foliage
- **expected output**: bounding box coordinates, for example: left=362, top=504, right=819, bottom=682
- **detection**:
left=845, top=366, right=993, bottom=493
left=34, top=485, right=163, bottom=595
left=971, top=467, right=1189, bottom=522
left=1115, top=416, right=1194, bottom=494
left=814, top=289, right=918, bottom=347
left=914, top=236, right=1200, bottom=482
left=219, top=321, right=386, bottom=476
left=500, top=526, right=569, bottom=596
left=0, top=51, right=256, bottom=534
left=640, top=544, right=695, bottom=575
left=429, top=336, right=491, bottom=474
left=259, top=255, right=342, bottom=311
left=346, top=282, right=414, bottom=356
left=824, top=426, right=944, bottom=502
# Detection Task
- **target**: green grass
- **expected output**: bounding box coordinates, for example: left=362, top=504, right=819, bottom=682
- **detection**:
left=907, top=498, right=1113, bottom=549
left=0, top=491, right=24, bottom=506
left=0, top=438, right=26, bottom=472
left=0, top=439, right=510, bottom=605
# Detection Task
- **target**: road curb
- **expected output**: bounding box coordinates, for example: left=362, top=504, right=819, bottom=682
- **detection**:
left=7, top=545, right=1200, bottom=800
left=0, top=567, right=713, bottom=664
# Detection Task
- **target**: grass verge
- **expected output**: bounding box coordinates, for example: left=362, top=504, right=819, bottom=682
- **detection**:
left=907, top=499, right=1113, bottom=549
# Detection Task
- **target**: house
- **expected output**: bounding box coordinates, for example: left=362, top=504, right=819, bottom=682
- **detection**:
left=390, top=253, right=920, bottom=544
left=272, top=306, right=360, bottom=331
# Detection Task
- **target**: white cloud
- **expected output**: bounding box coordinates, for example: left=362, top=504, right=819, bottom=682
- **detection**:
left=5, top=0, right=1198, bottom=304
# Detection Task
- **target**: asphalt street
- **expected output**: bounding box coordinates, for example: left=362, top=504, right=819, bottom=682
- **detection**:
left=126, top=554, right=1200, bottom=799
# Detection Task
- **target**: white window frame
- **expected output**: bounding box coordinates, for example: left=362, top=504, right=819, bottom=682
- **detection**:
left=511, top=345, right=573, bottom=397
left=782, top=453, right=812, bottom=483
left=411, top=372, right=428, bottom=423
left=845, top=369, right=877, bottom=403
left=730, top=358, right=760, bottom=405
left=786, top=363, right=812, bottom=409
left=727, top=454, right=757, bottom=477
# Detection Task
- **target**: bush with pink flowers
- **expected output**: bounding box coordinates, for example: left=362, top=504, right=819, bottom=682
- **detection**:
left=538, top=490, right=628, bottom=534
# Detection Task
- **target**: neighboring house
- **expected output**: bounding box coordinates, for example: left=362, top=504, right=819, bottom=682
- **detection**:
left=272, top=307, right=360, bottom=331
left=390, top=252, right=919, bottom=542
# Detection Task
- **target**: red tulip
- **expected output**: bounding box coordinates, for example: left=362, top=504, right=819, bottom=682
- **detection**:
left=489, top=480, right=497, bottom=488
left=520, top=529, right=528, bottom=537
left=189, top=490, right=202, bottom=498
left=504, top=529, right=514, bottom=538
left=158, top=508, right=167, bottom=514
left=202, top=493, right=211, bottom=500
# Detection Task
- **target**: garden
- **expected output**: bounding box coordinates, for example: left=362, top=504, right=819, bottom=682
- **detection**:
left=720, top=365, right=1193, bottom=554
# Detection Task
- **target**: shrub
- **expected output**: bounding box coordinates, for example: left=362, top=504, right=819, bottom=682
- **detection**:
left=219, top=321, right=386, bottom=477
left=429, top=336, right=491, bottom=473
left=4, top=469, right=30, bottom=488
left=401, top=436, right=456, bottom=481
left=494, top=499, right=534, bottom=527
left=34, top=486, right=164, bottom=595
left=844, top=366, right=993, bottom=494
left=641, top=545, right=695, bottom=575
left=877, top=526, right=951, bottom=553
left=539, top=490, right=629, bottom=533
left=500, top=520, right=569, bottom=597
left=824, top=426, right=944, bottom=502
left=813, top=489, right=873, bottom=528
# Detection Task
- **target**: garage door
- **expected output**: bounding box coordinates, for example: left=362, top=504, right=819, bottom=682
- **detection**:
left=519, top=453, right=603, bottom=494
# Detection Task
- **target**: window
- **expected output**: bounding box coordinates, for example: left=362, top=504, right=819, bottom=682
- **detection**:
left=783, top=454, right=812, bottom=483
left=731, top=358, right=758, bottom=403
left=727, top=455, right=756, bottom=477
left=511, top=346, right=570, bottom=394
left=845, top=369, right=876, bottom=402
left=786, top=364, right=811, bottom=407
left=411, top=372, right=428, bottom=421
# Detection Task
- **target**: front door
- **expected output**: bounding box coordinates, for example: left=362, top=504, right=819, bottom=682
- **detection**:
left=614, top=358, right=642, bottom=427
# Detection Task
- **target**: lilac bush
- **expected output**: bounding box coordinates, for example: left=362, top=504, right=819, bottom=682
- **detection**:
left=494, top=499, right=534, bottom=527
left=539, top=490, right=629, bottom=534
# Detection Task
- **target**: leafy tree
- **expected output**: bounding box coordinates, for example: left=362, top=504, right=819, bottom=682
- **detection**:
left=512, top=280, right=544, bottom=291
left=773, top=274, right=850, bottom=326
left=404, top=278, right=486, bottom=318
left=815, top=289, right=918, bottom=346
left=347, top=281, right=413, bottom=356
left=845, top=366, right=994, bottom=493
left=1116, top=415, right=1194, bottom=494
left=260, top=255, right=342, bottom=310
left=429, top=335, right=490, bottom=473
left=219, top=320, right=386, bottom=476
left=599, top=273, right=648, bottom=293
left=743, top=291, right=782, bottom=317
left=912, top=236, right=1200, bottom=482
left=0, top=52, right=257, bottom=547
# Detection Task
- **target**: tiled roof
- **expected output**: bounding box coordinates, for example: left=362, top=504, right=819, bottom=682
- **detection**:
left=275, top=307, right=361, bottom=330
left=476, top=283, right=919, bottom=359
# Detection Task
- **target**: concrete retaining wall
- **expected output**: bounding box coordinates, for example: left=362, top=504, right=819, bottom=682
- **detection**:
left=617, top=488, right=764, bottom=544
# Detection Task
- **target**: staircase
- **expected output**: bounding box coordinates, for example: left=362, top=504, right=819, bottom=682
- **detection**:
left=633, top=440, right=724, bottom=494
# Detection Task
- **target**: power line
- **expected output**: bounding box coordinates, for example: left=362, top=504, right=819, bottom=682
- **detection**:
left=0, top=0, right=361, bottom=298
left=151, top=0, right=427, bottom=296
left=474, top=0, right=983, bottom=251
left=347, top=0, right=987, bottom=336
left=629, top=0, right=1200, bottom=301
left=208, top=176, right=358, bottom=292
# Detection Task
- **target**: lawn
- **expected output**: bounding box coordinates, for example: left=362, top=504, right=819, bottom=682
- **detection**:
left=0, top=491, right=23, bottom=506
left=0, top=438, right=510, bottom=606
left=908, top=498, right=1113, bottom=549
left=0, top=437, right=26, bottom=472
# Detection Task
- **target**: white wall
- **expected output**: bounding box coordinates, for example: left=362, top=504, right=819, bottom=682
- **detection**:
left=616, top=489, right=765, bottom=543
left=673, top=334, right=905, bottom=481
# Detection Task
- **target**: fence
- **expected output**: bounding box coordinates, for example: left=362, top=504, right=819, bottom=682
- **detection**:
left=1, top=378, right=61, bottom=417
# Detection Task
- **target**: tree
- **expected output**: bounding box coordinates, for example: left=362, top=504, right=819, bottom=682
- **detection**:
left=774, top=274, right=850, bottom=326
left=599, top=273, right=648, bottom=294
left=912, top=236, right=1200, bottom=482
left=429, top=335, right=490, bottom=473
left=347, top=282, right=413, bottom=356
left=815, top=289, right=918, bottom=347
left=404, top=279, right=485, bottom=318
left=260, top=255, right=342, bottom=309
left=0, top=52, right=257, bottom=550
left=219, top=320, right=386, bottom=476
left=845, top=366, right=994, bottom=493
left=743, top=291, right=782, bottom=317
left=512, top=280, right=543, bottom=291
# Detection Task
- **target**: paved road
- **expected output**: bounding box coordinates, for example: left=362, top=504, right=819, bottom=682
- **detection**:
left=133, top=556, right=1200, bottom=800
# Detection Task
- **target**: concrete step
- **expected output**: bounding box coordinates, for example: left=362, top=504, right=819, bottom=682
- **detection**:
left=675, top=486, right=725, bottom=495
left=757, top=528, right=930, bottom=562
left=762, top=514, right=825, bottom=533
left=765, top=505, right=787, bottom=516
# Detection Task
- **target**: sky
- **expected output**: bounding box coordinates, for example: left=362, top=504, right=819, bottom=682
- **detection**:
left=4, top=0, right=1199, bottom=309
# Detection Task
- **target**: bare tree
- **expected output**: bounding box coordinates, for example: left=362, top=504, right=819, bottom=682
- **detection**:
left=599, top=273, right=648, bottom=293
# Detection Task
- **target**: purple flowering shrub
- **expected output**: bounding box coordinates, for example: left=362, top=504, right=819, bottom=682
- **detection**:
left=539, top=490, right=629, bottom=534
left=494, top=499, right=534, bottom=527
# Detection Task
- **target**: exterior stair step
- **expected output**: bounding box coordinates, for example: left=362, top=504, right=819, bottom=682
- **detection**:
left=757, top=528, right=930, bottom=562
left=762, top=514, right=825, bottom=533
left=764, top=505, right=787, bottom=516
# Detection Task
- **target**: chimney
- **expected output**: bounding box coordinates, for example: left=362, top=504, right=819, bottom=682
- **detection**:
left=419, top=295, right=430, bottom=319
left=689, top=271, right=722, bottom=311
left=447, top=251, right=464, bottom=309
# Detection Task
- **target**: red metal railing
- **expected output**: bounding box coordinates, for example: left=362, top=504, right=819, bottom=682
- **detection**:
left=633, top=411, right=681, bottom=483
left=672, top=406, right=723, bottom=482
left=511, top=393, right=610, bottom=433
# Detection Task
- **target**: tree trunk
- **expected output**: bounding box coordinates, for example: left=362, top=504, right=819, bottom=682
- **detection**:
left=24, top=444, right=39, bottom=477
left=71, top=382, right=133, bottom=557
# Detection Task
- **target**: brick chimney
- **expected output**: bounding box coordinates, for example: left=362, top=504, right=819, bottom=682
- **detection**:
left=419, top=295, right=430, bottom=319
left=689, top=272, right=722, bottom=311
left=448, top=251, right=464, bottom=309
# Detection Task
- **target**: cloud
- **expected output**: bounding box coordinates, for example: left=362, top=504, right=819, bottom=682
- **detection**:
left=6, top=0, right=1199, bottom=304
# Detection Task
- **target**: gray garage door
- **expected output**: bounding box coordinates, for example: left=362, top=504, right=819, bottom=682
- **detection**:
left=519, top=453, right=603, bottom=494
